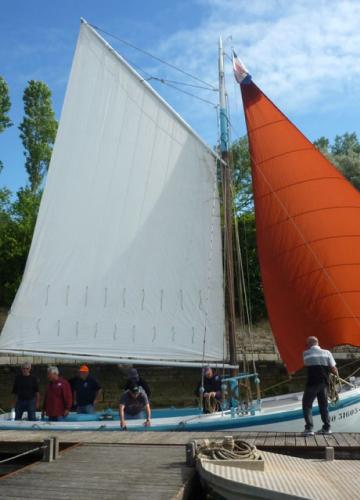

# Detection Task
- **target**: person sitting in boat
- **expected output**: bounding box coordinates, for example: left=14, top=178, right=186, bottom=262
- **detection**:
left=124, top=368, right=151, bottom=398
left=302, top=336, right=338, bottom=436
left=119, top=381, right=151, bottom=430
left=12, top=361, right=40, bottom=421
left=42, top=366, right=72, bottom=422
left=72, top=364, right=102, bottom=414
left=195, top=366, right=222, bottom=413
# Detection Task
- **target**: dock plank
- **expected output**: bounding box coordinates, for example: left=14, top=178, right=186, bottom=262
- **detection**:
left=0, top=443, right=193, bottom=500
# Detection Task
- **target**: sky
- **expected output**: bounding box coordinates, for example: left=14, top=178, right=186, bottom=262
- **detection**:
left=1, top=0, right=360, bottom=193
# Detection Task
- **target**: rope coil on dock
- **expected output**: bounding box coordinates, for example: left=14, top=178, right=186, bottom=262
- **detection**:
left=198, top=437, right=259, bottom=461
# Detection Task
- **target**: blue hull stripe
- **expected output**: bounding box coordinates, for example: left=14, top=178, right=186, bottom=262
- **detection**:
left=2, top=393, right=360, bottom=432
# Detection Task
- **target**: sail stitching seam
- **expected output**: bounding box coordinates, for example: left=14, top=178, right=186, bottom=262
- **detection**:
left=254, top=176, right=347, bottom=201
left=258, top=205, right=360, bottom=231
left=247, top=118, right=286, bottom=134
left=253, top=147, right=313, bottom=167
left=264, top=234, right=360, bottom=265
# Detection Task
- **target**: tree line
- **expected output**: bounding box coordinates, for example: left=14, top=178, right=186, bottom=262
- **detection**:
left=0, top=77, right=57, bottom=305
left=1, top=74, right=360, bottom=323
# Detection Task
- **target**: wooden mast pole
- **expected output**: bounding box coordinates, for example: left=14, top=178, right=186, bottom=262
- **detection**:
left=218, top=36, right=237, bottom=369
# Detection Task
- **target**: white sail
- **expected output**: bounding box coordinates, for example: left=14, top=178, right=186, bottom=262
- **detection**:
left=0, top=21, right=226, bottom=366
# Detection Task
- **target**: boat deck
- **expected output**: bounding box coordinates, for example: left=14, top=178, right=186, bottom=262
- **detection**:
left=199, top=450, right=360, bottom=500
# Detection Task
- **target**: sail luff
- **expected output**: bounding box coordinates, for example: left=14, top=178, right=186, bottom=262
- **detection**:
left=240, top=80, right=360, bottom=372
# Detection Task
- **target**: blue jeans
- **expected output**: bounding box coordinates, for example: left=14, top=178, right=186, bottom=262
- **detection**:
left=15, top=398, right=36, bottom=421
left=77, top=404, right=95, bottom=414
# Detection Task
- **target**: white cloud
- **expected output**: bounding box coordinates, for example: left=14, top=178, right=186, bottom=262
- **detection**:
left=147, top=0, right=360, bottom=143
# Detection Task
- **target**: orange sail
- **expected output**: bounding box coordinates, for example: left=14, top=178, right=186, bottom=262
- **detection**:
left=240, top=81, right=360, bottom=372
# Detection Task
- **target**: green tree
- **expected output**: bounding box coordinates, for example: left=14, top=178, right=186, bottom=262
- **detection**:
left=19, top=80, right=57, bottom=192
left=331, top=133, right=360, bottom=190
left=315, top=132, right=360, bottom=190
left=0, top=76, right=12, bottom=173
left=0, top=188, right=41, bottom=306
left=231, top=136, right=253, bottom=213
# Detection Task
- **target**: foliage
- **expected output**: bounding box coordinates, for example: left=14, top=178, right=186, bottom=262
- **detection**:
left=314, top=132, right=360, bottom=190
left=19, top=80, right=57, bottom=192
left=0, top=76, right=12, bottom=173
left=0, top=188, right=41, bottom=306
left=231, top=136, right=253, bottom=213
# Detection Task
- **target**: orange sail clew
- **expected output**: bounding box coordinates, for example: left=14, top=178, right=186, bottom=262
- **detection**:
left=240, top=81, right=360, bottom=373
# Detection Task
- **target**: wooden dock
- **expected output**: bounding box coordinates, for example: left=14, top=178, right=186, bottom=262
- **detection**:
left=1, top=431, right=360, bottom=499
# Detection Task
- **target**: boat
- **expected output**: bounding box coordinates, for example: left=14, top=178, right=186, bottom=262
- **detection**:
left=1, top=19, right=360, bottom=431
left=196, top=440, right=360, bottom=500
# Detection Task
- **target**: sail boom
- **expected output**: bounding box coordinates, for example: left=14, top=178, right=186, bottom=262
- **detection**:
left=0, top=349, right=235, bottom=369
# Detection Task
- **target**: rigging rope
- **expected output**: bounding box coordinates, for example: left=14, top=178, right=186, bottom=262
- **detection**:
left=90, top=23, right=217, bottom=91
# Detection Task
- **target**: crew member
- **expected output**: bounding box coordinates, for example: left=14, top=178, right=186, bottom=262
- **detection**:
left=12, top=362, right=39, bottom=421
left=195, top=366, right=222, bottom=413
left=302, top=336, right=338, bottom=436
left=42, top=366, right=72, bottom=422
left=119, top=381, right=151, bottom=430
left=73, top=365, right=102, bottom=414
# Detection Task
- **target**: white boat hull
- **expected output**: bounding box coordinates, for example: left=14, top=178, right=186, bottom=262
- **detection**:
left=1, top=385, right=360, bottom=432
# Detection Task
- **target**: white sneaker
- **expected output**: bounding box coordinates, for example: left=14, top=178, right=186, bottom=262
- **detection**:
left=303, top=429, right=315, bottom=436
left=316, top=428, right=332, bottom=435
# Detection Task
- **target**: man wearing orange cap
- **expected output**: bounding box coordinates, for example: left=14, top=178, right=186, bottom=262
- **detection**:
left=73, top=365, right=102, bottom=414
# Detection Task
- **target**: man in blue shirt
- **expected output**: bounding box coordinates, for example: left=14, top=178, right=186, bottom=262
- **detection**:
left=302, top=336, right=338, bottom=436
left=73, top=365, right=102, bottom=414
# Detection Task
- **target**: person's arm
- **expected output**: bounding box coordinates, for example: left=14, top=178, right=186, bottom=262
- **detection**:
left=11, top=377, right=18, bottom=407
left=330, top=366, right=338, bottom=375
left=42, top=389, right=47, bottom=419
left=328, top=352, right=338, bottom=375
left=35, top=392, right=40, bottom=409
left=119, top=404, right=126, bottom=429
left=144, top=403, right=151, bottom=427
left=214, top=376, right=222, bottom=399
left=33, top=378, right=40, bottom=409
left=94, top=388, right=102, bottom=406
left=63, top=381, right=73, bottom=416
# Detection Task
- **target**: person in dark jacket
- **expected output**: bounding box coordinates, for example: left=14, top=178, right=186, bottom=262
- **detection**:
left=195, top=366, right=222, bottom=413
left=12, top=362, right=39, bottom=421
left=124, top=368, right=151, bottom=398
left=73, top=365, right=102, bottom=414
left=42, top=366, right=72, bottom=422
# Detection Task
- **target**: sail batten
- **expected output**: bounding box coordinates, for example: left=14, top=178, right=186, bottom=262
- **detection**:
left=240, top=81, right=360, bottom=372
left=0, top=22, right=226, bottom=364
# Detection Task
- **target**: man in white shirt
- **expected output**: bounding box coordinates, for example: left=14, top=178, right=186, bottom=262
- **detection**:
left=302, top=336, right=338, bottom=436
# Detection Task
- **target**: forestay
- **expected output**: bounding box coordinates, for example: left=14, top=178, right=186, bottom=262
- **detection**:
left=0, top=21, right=226, bottom=365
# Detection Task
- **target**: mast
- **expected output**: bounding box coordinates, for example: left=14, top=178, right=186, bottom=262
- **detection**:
left=218, top=36, right=237, bottom=367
